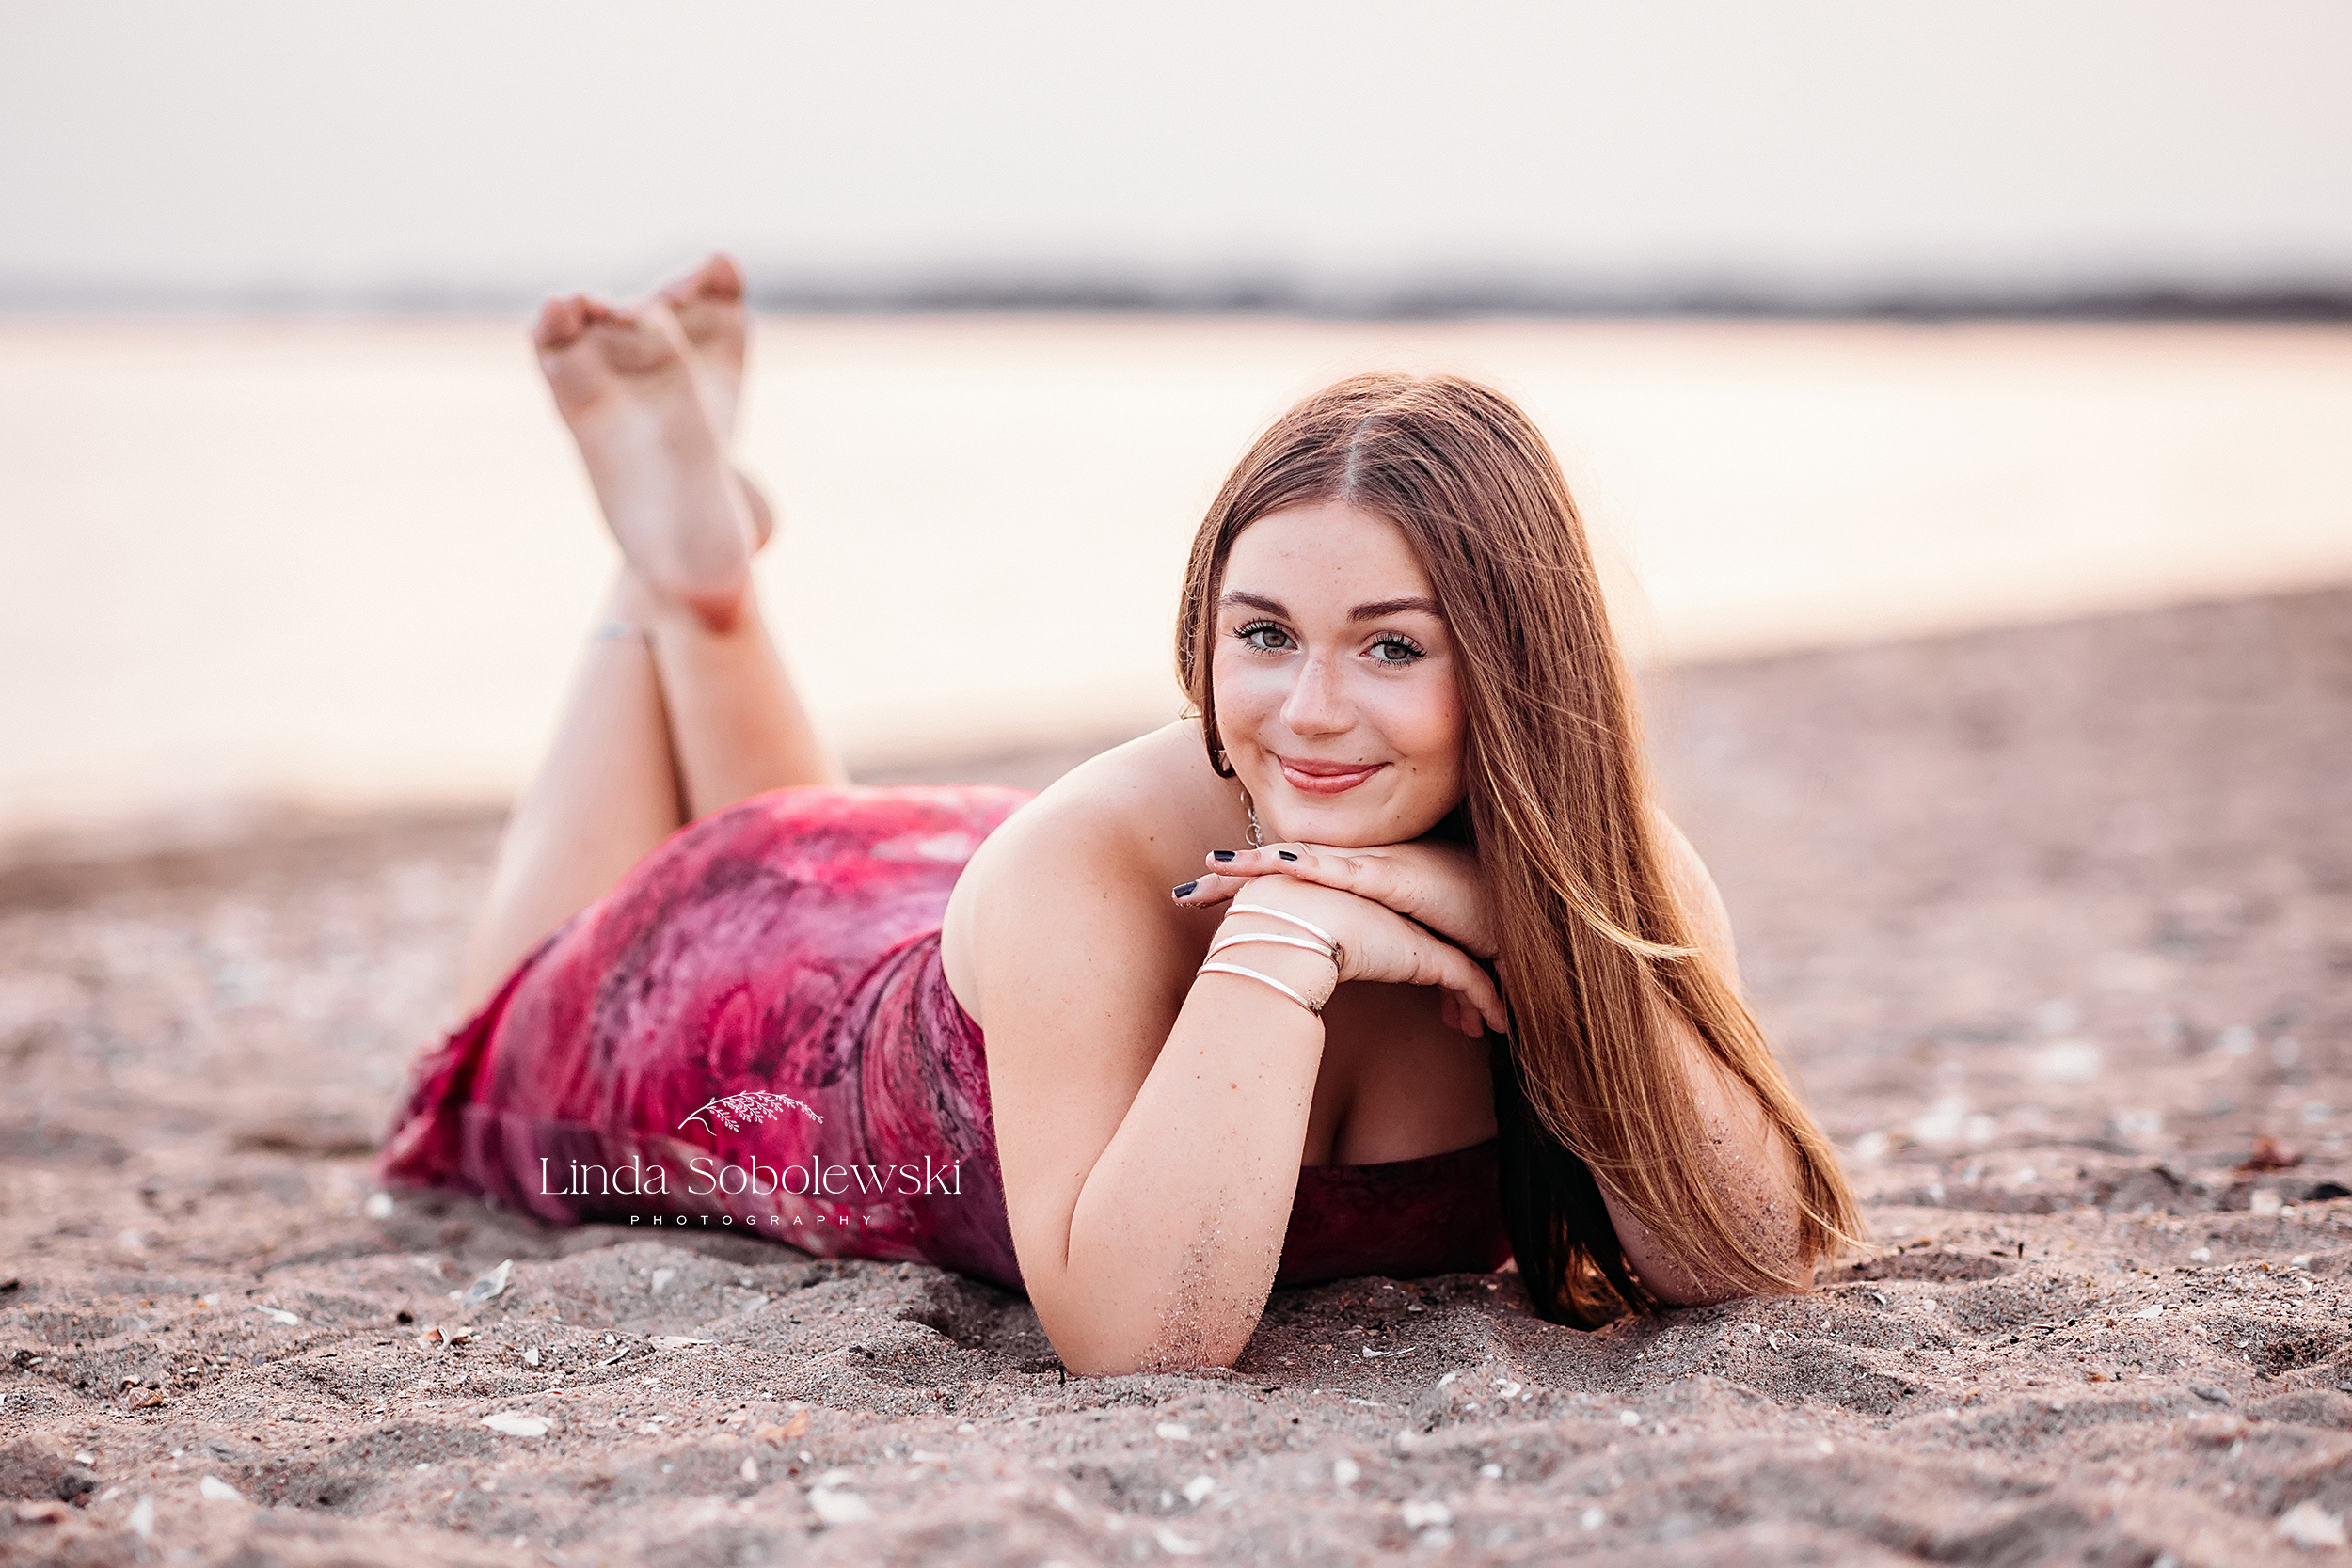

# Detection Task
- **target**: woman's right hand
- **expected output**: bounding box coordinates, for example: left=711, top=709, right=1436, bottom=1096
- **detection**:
left=1191, top=871, right=1509, bottom=1038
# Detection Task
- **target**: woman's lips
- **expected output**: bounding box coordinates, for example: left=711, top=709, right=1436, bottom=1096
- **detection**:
left=1276, top=756, right=1387, bottom=796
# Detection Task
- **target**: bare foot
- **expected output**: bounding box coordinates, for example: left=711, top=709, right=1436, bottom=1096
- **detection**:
left=654, top=253, right=776, bottom=549
left=534, top=293, right=754, bottom=628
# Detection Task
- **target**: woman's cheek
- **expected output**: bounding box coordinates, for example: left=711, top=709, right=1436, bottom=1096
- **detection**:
left=1373, top=672, right=1466, bottom=767
left=1214, top=653, right=1281, bottom=720
left=1210, top=652, right=1282, bottom=758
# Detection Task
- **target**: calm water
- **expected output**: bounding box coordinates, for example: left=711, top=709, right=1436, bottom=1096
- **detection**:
left=4, top=316, right=2348, bottom=842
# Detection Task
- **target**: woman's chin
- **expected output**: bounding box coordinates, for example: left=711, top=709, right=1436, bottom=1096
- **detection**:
left=1265, top=797, right=1450, bottom=850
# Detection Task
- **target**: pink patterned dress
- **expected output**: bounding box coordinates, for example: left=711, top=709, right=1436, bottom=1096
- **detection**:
left=376, top=786, right=1510, bottom=1292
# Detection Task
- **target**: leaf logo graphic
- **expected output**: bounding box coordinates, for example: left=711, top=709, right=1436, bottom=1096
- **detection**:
left=679, top=1091, right=824, bottom=1134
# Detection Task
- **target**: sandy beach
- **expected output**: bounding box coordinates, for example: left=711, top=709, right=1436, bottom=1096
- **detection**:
left=5, top=584, right=2349, bottom=1564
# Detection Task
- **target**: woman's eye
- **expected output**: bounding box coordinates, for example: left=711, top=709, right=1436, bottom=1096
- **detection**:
left=1238, top=623, right=1294, bottom=652
left=1368, top=637, right=1424, bottom=664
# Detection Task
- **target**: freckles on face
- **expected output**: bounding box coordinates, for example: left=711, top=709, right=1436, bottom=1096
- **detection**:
left=1210, top=499, right=1466, bottom=847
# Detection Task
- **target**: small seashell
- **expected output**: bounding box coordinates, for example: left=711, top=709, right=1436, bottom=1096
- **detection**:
left=752, top=1408, right=811, bottom=1444
left=2276, top=1500, right=2347, bottom=1549
left=199, top=1475, right=242, bottom=1502
left=1154, top=1422, right=1191, bottom=1441
left=2185, top=1415, right=2248, bottom=1445
left=254, top=1307, right=300, bottom=1326
left=806, top=1487, right=874, bottom=1526
left=481, top=1411, right=549, bottom=1438
left=460, top=1260, right=513, bottom=1310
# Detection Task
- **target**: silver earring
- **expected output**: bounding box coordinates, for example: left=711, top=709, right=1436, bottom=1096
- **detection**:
left=1244, top=793, right=1264, bottom=848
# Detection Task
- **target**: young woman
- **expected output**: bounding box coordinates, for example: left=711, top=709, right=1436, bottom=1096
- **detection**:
left=378, top=255, right=1861, bottom=1376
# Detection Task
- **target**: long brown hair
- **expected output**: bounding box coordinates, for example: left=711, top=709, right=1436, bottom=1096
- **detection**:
left=1175, top=372, right=1862, bottom=1325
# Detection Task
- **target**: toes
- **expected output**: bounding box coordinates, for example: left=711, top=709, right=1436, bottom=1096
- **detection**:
left=542, top=293, right=641, bottom=346
left=677, top=252, right=744, bottom=306
left=578, top=295, right=633, bottom=329
left=738, top=471, right=777, bottom=550
left=659, top=252, right=745, bottom=311
left=698, top=252, right=744, bottom=302
left=532, top=294, right=589, bottom=351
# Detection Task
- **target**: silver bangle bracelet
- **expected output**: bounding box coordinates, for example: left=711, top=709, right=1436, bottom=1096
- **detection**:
left=1196, top=961, right=1327, bottom=1016
left=1228, top=900, right=1342, bottom=953
left=1205, top=930, right=1336, bottom=963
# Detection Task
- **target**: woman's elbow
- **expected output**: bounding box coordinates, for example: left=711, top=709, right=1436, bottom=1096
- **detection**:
left=1033, top=1291, right=1255, bottom=1378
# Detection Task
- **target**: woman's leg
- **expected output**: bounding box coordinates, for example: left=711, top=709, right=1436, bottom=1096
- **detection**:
left=458, top=572, right=684, bottom=1012
left=455, top=262, right=844, bottom=1014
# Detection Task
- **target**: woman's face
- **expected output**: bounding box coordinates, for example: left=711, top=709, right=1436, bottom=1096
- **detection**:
left=1209, top=499, right=1467, bottom=848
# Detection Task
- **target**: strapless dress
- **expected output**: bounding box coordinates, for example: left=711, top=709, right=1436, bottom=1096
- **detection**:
left=376, top=785, right=1512, bottom=1292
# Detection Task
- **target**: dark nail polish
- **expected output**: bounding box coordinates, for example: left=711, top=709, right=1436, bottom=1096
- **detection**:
left=1172, top=881, right=1199, bottom=898
left=1277, top=850, right=1299, bottom=863
left=1210, top=850, right=1236, bottom=863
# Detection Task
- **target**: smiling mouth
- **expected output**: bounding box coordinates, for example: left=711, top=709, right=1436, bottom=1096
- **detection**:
left=1276, top=756, right=1388, bottom=796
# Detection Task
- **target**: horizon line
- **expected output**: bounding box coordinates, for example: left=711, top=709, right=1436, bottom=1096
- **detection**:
left=3, top=276, right=2349, bottom=323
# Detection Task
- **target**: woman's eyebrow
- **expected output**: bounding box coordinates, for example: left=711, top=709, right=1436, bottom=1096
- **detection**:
left=1349, top=595, right=1442, bottom=622
left=1219, top=591, right=1442, bottom=622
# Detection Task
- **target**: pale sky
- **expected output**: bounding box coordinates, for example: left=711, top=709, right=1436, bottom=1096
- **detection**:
left=4, top=0, right=2348, bottom=308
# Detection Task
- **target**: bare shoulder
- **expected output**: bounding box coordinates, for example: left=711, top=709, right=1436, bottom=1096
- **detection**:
left=944, top=721, right=1224, bottom=1023
left=1647, top=807, right=1740, bottom=979
left=942, top=722, right=1231, bottom=1275
left=979, top=722, right=1208, bottom=861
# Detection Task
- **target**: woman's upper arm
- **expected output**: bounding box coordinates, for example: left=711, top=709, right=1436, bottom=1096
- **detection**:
left=1653, top=812, right=1740, bottom=985
left=960, top=804, right=1185, bottom=1307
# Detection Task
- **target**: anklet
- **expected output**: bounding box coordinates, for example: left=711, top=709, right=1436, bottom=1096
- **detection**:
left=1196, top=961, right=1328, bottom=1016
left=590, top=619, right=650, bottom=644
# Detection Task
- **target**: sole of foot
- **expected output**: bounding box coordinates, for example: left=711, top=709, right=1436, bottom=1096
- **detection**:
left=535, top=293, right=754, bottom=630
left=652, top=252, right=776, bottom=550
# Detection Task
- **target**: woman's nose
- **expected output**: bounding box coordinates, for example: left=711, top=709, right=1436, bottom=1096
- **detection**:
left=1280, top=654, right=1350, bottom=736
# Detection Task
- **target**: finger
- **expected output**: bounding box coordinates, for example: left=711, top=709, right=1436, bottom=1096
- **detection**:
left=1416, top=936, right=1509, bottom=1036
left=1222, top=844, right=1499, bottom=959
left=1210, top=844, right=1413, bottom=911
left=1170, top=872, right=1250, bottom=909
left=1438, top=989, right=1472, bottom=1038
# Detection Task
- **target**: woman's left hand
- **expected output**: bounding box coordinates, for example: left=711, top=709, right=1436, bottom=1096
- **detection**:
left=1174, top=840, right=1498, bottom=960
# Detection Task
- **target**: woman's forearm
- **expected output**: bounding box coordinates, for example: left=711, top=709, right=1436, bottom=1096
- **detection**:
left=1601, top=1016, right=1808, bottom=1304
left=1042, top=970, right=1329, bottom=1373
